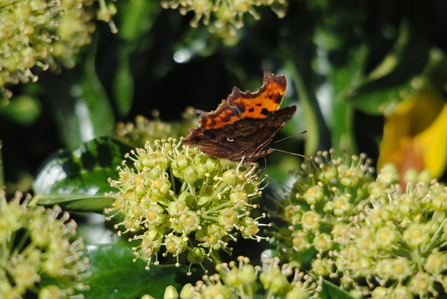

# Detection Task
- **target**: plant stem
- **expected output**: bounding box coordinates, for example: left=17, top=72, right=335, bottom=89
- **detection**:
left=0, top=140, right=5, bottom=190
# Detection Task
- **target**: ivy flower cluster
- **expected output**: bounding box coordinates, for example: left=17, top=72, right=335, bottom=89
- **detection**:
left=0, top=190, right=90, bottom=298
left=106, top=138, right=268, bottom=270
left=278, top=150, right=447, bottom=298
left=161, top=0, right=288, bottom=36
left=114, top=108, right=198, bottom=148
left=0, top=0, right=95, bottom=100
left=148, top=256, right=320, bottom=299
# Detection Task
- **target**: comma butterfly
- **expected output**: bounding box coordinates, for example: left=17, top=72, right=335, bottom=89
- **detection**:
left=182, top=70, right=301, bottom=164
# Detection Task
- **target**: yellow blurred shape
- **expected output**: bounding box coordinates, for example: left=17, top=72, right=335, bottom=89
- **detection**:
left=378, top=92, right=447, bottom=178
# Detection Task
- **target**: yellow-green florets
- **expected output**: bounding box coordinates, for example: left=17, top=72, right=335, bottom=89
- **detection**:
left=154, top=256, right=321, bottom=299
left=114, top=109, right=198, bottom=148
left=0, top=0, right=95, bottom=101
left=0, top=190, right=90, bottom=298
left=106, top=138, right=268, bottom=269
left=160, top=0, right=288, bottom=36
left=277, top=150, right=447, bottom=297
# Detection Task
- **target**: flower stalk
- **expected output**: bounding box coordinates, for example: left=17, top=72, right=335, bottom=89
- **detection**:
left=0, top=140, right=4, bottom=190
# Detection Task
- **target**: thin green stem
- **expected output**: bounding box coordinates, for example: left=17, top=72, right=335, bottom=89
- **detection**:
left=210, top=250, right=222, bottom=265
left=0, top=140, right=5, bottom=190
left=284, top=61, right=331, bottom=155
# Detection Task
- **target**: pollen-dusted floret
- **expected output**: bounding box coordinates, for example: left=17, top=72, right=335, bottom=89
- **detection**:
left=160, top=0, right=288, bottom=37
left=114, top=109, right=198, bottom=148
left=152, top=256, right=321, bottom=299
left=0, top=0, right=96, bottom=101
left=277, top=150, right=447, bottom=297
left=0, top=190, right=90, bottom=298
left=106, top=138, right=268, bottom=269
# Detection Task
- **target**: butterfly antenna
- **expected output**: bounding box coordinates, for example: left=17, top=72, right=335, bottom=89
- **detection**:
left=273, top=130, right=308, bottom=144
left=270, top=147, right=312, bottom=159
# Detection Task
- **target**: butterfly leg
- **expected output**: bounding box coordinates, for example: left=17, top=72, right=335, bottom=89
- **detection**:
left=245, top=163, right=258, bottom=178
left=236, top=157, right=258, bottom=178
left=236, top=157, right=246, bottom=177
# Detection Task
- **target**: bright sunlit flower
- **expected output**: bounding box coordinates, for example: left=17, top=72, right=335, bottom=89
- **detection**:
left=114, top=108, right=198, bottom=148
left=0, top=0, right=95, bottom=101
left=277, top=149, right=447, bottom=298
left=378, top=91, right=447, bottom=181
left=106, top=138, right=268, bottom=270
left=149, top=256, right=321, bottom=298
left=0, top=190, right=90, bottom=298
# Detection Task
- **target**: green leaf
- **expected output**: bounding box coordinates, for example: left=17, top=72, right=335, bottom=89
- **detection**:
left=111, top=0, right=161, bottom=116
left=37, top=34, right=115, bottom=149
left=81, top=244, right=198, bottom=299
left=326, top=45, right=368, bottom=153
left=322, top=279, right=355, bottom=299
left=349, top=24, right=430, bottom=114
left=33, top=137, right=134, bottom=212
left=117, top=0, right=160, bottom=42
left=79, top=35, right=116, bottom=139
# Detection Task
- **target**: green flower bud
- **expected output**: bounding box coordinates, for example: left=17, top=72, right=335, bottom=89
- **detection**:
left=219, top=208, right=239, bottom=229
left=148, top=168, right=162, bottom=180
left=313, top=233, right=332, bottom=252
left=151, top=178, right=171, bottom=196
left=417, top=170, right=432, bottom=184
left=338, top=165, right=363, bottom=187
left=403, top=224, right=429, bottom=249
left=178, top=191, right=194, bottom=204
left=163, top=285, right=179, bottom=299
left=317, top=164, right=337, bottom=182
left=222, top=169, right=237, bottom=186
left=371, top=286, right=388, bottom=298
left=311, top=258, right=332, bottom=276
left=403, top=168, right=419, bottom=184
left=409, top=272, right=432, bottom=294
left=301, top=211, right=320, bottom=231
left=132, top=204, right=145, bottom=217
left=261, top=270, right=290, bottom=296
left=201, top=283, right=232, bottom=298
left=239, top=217, right=259, bottom=239
left=179, top=283, right=195, bottom=299
left=432, top=193, right=447, bottom=211
left=187, top=247, right=206, bottom=265
left=182, top=165, right=198, bottom=183
left=146, top=205, right=165, bottom=225
left=178, top=211, right=200, bottom=234
left=376, top=163, right=399, bottom=185
left=172, top=154, right=189, bottom=170
left=391, top=286, right=412, bottom=299
left=389, top=258, right=411, bottom=281
left=425, top=251, right=447, bottom=275
left=375, top=226, right=398, bottom=250
left=291, top=230, right=309, bottom=252
left=230, top=190, right=248, bottom=204
left=39, top=285, right=65, bottom=299
left=165, top=234, right=187, bottom=255
left=303, top=185, right=324, bottom=204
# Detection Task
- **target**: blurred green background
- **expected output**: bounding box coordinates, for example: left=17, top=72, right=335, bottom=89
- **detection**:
left=1, top=0, right=447, bottom=192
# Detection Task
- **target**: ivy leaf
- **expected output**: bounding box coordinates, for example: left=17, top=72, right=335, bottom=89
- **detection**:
left=33, top=137, right=134, bottom=212
left=81, top=244, right=198, bottom=299
left=322, top=279, right=356, bottom=299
